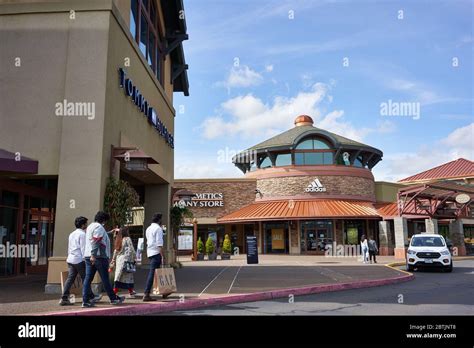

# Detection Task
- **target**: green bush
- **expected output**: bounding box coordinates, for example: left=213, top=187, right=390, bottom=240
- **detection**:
left=197, top=237, right=204, bottom=254
left=205, top=237, right=214, bottom=255
left=222, top=234, right=232, bottom=254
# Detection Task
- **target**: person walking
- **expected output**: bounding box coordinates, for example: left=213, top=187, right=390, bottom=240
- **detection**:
left=109, top=227, right=137, bottom=298
left=368, top=237, right=379, bottom=264
left=360, top=234, right=369, bottom=264
left=59, top=216, right=101, bottom=306
left=82, top=211, right=125, bottom=308
left=143, top=213, right=165, bottom=302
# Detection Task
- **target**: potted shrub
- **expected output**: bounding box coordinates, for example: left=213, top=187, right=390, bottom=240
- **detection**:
left=196, top=237, right=205, bottom=261
left=206, top=237, right=217, bottom=260
left=221, top=234, right=232, bottom=260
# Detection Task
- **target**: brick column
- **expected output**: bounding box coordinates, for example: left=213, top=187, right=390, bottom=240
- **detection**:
left=394, top=217, right=408, bottom=259
left=378, top=220, right=393, bottom=256
left=425, top=218, right=439, bottom=234
left=449, top=219, right=466, bottom=256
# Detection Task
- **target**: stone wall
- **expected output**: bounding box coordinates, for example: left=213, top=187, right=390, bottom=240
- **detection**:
left=174, top=179, right=257, bottom=219
left=257, top=175, right=375, bottom=201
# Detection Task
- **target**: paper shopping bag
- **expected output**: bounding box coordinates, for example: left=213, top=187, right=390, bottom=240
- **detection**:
left=152, top=266, right=177, bottom=296
left=60, top=271, right=83, bottom=295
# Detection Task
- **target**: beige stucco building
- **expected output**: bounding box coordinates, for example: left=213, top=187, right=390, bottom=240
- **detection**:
left=0, top=0, right=189, bottom=291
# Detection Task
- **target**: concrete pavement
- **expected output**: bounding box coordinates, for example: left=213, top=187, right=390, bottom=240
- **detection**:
left=168, top=259, right=474, bottom=316
left=0, top=254, right=414, bottom=315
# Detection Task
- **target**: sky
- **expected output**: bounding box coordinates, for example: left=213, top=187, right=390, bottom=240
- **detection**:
left=173, top=0, right=473, bottom=182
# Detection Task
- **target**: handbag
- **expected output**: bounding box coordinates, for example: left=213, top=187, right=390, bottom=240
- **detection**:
left=123, top=261, right=136, bottom=273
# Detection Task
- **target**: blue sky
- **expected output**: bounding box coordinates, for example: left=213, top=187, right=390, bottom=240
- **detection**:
left=174, top=0, right=473, bottom=181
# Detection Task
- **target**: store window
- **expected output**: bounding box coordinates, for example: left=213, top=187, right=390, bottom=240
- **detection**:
left=130, top=0, right=164, bottom=84
left=275, top=153, right=291, bottom=166
left=263, top=223, right=288, bottom=254
left=260, top=156, right=272, bottom=169
left=294, top=137, right=333, bottom=166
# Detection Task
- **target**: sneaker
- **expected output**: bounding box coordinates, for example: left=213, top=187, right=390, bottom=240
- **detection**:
left=59, top=298, right=73, bottom=306
left=110, top=296, right=125, bottom=305
left=91, top=294, right=103, bottom=303
left=81, top=301, right=96, bottom=308
left=128, top=290, right=137, bottom=299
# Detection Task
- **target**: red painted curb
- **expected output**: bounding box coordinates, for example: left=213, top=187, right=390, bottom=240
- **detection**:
left=37, top=272, right=414, bottom=316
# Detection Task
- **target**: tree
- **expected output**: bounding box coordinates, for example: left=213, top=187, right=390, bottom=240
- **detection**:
left=222, top=234, right=232, bottom=254
left=197, top=237, right=204, bottom=254
left=205, top=236, right=214, bottom=255
left=103, top=177, right=140, bottom=229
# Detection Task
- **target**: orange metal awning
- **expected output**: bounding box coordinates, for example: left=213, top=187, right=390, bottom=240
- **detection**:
left=374, top=202, right=399, bottom=218
left=218, top=200, right=381, bottom=223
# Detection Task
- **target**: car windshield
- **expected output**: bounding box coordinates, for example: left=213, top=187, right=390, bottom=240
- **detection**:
left=411, top=236, right=445, bottom=247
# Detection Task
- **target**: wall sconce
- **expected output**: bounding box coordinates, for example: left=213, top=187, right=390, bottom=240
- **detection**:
left=113, top=147, right=159, bottom=172
left=255, top=188, right=263, bottom=198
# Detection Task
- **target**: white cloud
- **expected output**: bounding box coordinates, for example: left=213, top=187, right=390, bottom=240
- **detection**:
left=175, top=156, right=242, bottom=179
left=265, top=64, right=274, bottom=72
left=373, top=123, right=474, bottom=182
left=200, top=82, right=395, bottom=142
left=218, top=65, right=263, bottom=89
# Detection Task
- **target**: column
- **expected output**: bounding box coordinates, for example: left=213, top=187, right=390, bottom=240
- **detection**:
left=378, top=221, right=389, bottom=256
left=425, top=218, right=439, bottom=234
left=394, top=217, right=408, bottom=259
left=449, top=219, right=466, bottom=256
left=144, top=183, right=172, bottom=264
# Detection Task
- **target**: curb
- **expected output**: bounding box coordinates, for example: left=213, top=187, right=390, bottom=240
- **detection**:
left=38, top=272, right=414, bottom=316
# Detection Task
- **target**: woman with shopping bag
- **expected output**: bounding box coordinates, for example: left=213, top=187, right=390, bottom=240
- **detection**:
left=109, top=227, right=137, bottom=298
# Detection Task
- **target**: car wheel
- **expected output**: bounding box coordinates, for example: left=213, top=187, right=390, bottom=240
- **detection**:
left=445, top=262, right=453, bottom=273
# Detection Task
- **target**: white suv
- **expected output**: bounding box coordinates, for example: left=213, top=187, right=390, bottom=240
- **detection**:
left=406, top=234, right=453, bottom=272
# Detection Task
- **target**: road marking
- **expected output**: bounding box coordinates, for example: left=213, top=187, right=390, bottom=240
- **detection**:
left=227, top=265, right=243, bottom=294
left=198, top=267, right=229, bottom=297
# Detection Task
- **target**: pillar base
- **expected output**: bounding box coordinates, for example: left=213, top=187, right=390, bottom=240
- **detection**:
left=379, top=246, right=393, bottom=256
left=44, top=283, right=102, bottom=295
left=394, top=247, right=407, bottom=260
left=453, top=245, right=467, bottom=257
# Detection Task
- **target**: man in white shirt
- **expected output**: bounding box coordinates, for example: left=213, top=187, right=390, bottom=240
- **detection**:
left=143, top=213, right=164, bottom=301
left=82, top=211, right=125, bottom=308
left=59, top=216, right=98, bottom=306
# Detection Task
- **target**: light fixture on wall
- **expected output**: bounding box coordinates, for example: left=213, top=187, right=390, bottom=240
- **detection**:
left=255, top=188, right=263, bottom=198
left=113, top=147, right=159, bottom=172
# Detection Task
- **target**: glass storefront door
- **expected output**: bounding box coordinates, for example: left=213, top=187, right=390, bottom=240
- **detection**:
left=300, top=220, right=334, bottom=254
left=26, top=209, right=53, bottom=273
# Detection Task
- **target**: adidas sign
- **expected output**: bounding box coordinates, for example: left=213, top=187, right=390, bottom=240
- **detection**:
left=305, top=178, right=326, bottom=192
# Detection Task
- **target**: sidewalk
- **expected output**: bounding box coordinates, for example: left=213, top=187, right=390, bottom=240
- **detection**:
left=0, top=254, right=420, bottom=315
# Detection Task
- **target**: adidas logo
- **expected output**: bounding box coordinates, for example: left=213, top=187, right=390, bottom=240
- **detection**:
left=305, top=178, right=326, bottom=192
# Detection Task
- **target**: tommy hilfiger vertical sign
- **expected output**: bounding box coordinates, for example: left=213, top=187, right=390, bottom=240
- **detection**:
left=118, top=68, right=174, bottom=148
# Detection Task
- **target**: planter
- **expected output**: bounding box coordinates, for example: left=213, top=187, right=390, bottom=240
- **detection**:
left=221, top=253, right=231, bottom=260
left=196, top=253, right=205, bottom=261
left=207, top=253, right=218, bottom=261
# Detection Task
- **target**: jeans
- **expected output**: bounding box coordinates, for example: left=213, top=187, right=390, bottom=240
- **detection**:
left=362, top=247, right=369, bottom=262
left=62, top=261, right=95, bottom=301
left=83, top=257, right=118, bottom=303
left=369, top=250, right=377, bottom=262
left=144, top=254, right=162, bottom=294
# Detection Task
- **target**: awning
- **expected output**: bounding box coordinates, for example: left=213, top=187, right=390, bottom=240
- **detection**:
left=217, top=199, right=381, bottom=223
left=374, top=202, right=399, bottom=218
left=0, top=149, right=38, bottom=174
left=397, top=180, right=473, bottom=218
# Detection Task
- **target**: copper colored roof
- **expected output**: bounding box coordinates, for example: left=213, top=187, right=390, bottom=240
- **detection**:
left=374, top=202, right=399, bottom=218
left=217, top=199, right=381, bottom=223
left=399, top=158, right=474, bottom=183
